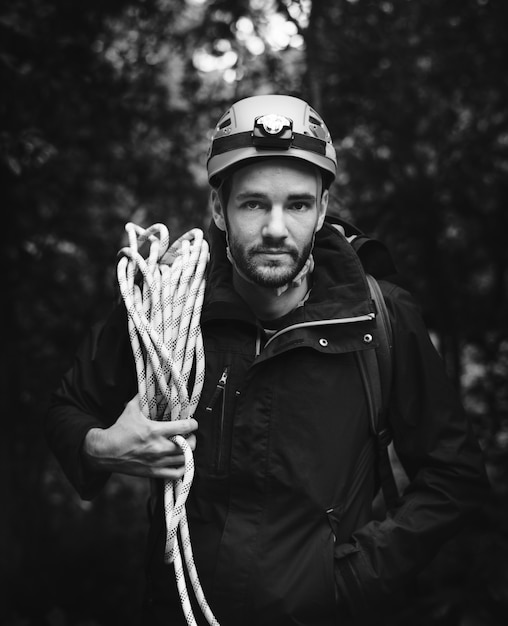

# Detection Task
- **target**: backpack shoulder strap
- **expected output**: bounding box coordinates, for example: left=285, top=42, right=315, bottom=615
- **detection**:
left=359, top=274, right=400, bottom=509
left=366, top=274, right=393, bottom=412
left=329, top=221, right=401, bottom=508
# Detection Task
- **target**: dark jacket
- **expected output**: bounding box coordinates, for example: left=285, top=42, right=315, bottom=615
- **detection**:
left=45, top=219, right=487, bottom=626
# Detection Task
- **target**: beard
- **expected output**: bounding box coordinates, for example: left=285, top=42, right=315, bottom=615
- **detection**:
left=228, top=237, right=314, bottom=288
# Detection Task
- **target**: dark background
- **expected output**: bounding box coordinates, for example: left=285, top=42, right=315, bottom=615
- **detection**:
left=2, top=0, right=507, bottom=624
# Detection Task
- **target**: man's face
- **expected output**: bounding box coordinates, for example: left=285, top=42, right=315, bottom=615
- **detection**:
left=213, top=158, right=328, bottom=289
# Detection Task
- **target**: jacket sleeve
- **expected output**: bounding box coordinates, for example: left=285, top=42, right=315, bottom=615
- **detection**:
left=333, top=282, right=489, bottom=617
left=44, top=304, right=138, bottom=500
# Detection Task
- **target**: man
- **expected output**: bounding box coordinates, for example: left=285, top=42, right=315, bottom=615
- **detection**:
left=45, top=95, right=487, bottom=625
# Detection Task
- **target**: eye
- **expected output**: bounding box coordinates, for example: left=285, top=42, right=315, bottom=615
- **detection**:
left=290, top=201, right=311, bottom=211
left=241, top=200, right=262, bottom=210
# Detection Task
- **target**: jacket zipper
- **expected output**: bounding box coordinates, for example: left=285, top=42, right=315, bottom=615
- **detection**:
left=206, top=366, right=229, bottom=473
left=256, top=327, right=262, bottom=356
left=263, top=313, right=375, bottom=350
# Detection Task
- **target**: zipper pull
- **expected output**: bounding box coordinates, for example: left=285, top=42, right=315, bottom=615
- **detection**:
left=205, top=366, right=229, bottom=412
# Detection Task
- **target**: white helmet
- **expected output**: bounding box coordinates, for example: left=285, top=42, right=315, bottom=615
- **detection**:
left=207, top=94, right=337, bottom=188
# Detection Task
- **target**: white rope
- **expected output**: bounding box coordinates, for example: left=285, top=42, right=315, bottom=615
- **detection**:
left=117, top=222, right=219, bottom=626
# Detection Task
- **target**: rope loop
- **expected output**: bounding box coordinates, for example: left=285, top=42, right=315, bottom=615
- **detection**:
left=117, top=222, right=219, bottom=626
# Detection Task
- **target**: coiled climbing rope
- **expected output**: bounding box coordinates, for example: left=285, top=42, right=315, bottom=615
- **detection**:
left=117, top=222, right=219, bottom=626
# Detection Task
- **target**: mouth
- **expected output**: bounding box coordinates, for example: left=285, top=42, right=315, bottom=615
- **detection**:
left=255, top=249, right=293, bottom=256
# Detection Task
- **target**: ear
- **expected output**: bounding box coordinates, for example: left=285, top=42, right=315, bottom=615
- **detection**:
left=316, top=189, right=329, bottom=231
left=211, top=190, right=226, bottom=232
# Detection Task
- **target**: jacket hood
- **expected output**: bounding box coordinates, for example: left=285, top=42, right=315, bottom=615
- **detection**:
left=202, top=217, right=375, bottom=325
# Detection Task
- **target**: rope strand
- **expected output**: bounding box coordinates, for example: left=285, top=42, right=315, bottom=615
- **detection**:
left=117, top=222, right=219, bottom=626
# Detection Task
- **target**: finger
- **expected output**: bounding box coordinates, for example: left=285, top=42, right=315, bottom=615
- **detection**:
left=147, top=451, right=186, bottom=468
left=168, top=433, right=197, bottom=452
left=163, top=438, right=194, bottom=456
left=155, top=418, right=198, bottom=437
left=156, top=437, right=196, bottom=462
left=163, top=454, right=185, bottom=467
left=151, top=466, right=187, bottom=480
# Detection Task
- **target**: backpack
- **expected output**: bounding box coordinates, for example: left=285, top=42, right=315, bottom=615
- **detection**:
left=330, top=218, right=402, bottom=510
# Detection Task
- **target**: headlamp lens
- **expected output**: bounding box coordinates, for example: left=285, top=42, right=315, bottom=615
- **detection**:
left=252, top=114, right=293, bottom=148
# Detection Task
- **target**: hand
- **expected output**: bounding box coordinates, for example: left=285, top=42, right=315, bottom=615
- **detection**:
left=82, top=395, right=198, bottom=480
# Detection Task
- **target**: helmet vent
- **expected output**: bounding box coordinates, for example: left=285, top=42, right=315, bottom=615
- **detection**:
left=218, top=118, right=231, bottom=130
left=309, top=115, right=323, bottom=127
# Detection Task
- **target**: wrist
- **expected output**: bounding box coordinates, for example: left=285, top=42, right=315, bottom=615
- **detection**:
left=82, top=427, right=110, bottom=471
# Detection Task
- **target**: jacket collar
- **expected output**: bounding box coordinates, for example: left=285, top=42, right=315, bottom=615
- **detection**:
left=201, top=218, right=374, bottom=326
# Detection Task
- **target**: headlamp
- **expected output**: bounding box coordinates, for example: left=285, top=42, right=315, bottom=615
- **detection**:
left=252, top=114, right=294, bottom=149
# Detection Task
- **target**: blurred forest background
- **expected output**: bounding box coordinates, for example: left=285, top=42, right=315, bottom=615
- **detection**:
left=2, top=0, right=507, bottom=624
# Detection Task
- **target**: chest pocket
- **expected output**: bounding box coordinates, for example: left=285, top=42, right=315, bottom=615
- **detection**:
left=204, top=364, right=231, bottom=474
left=194, top=353, right=248, bottom=476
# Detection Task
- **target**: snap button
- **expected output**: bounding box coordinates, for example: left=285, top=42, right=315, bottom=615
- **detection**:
left=319, top=338, right=328, bottom=347
left=363, top=333, right=373, bottom=344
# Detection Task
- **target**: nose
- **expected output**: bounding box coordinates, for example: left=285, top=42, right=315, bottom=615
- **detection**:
left=262, top=206, right=288, bottom=241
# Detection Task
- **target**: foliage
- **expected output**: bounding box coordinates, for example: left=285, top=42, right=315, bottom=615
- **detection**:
left=2, top=0, right=506, bottom=623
